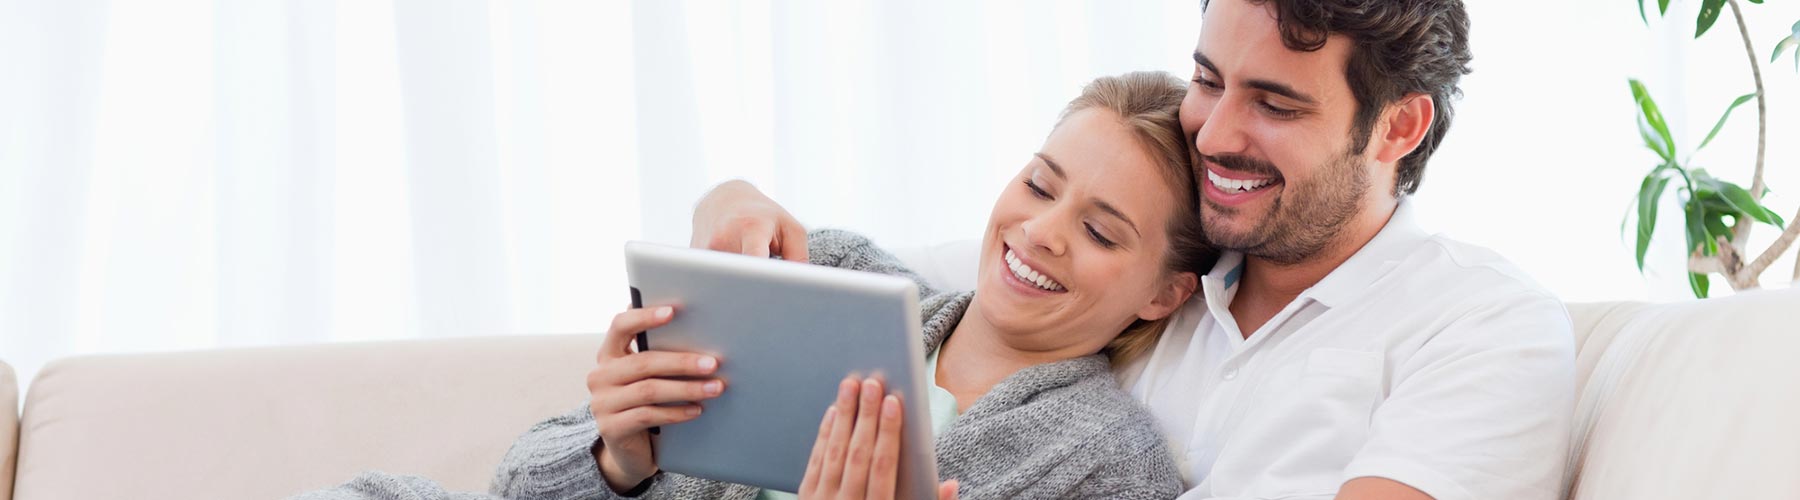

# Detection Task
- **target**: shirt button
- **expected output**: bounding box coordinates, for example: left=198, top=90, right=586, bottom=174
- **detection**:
left=1222, top=368, right=1238, bottom=380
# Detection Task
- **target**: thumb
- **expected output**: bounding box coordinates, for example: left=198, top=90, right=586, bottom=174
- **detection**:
left=937, top=479, right=958, bottom=500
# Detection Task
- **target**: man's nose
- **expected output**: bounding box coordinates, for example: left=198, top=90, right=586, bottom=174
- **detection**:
left=1191, top=98, right=1250, bottom=159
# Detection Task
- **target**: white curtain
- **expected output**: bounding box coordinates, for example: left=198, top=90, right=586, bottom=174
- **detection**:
left=1, top=0, right=1795, bottom=392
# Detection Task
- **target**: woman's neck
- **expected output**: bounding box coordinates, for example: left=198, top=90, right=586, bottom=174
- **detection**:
left=934, top=299, right=1099, bottom=413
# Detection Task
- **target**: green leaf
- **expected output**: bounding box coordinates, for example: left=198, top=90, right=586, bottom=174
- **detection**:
left=1696, top=0, right=1726, bottom=38
left=1777, top=21, right=1800, bottom=70
left=1689, top=272, right=1711, bottom=298
left=1721, top=182, right=1787, bottom=228
left=1698, top=93, right=1757, bottom=152
left=1636, top=169, right=1674, bottom=271
left=1775, top=37, right=1798, bottom=68
left=1630, top=80, right=1677, bottom=161
left=1685, top=194, right=1715, bottom=256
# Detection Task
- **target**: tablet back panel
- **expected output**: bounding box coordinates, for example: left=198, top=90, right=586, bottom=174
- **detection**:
left=624, top=242, right=938, bottom=498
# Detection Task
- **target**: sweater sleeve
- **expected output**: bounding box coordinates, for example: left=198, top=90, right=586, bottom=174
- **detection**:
left=487, top=403, right=752, bottom=500
left=1067, top=442, right=1185, bottom=500
left=806, top=228, right=939, bottom=298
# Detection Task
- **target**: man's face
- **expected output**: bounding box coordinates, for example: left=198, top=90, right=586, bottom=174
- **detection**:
left=1180, top=0, right=1384, bottom=264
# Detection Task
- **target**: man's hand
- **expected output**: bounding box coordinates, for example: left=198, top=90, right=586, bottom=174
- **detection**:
left=588, top=306, right=726, bottom=492
left=798, top=377, right=958, bottom=500
left=691, top=180, right=809, bottom=261
left=1336, top=477, right=1433, bottom=500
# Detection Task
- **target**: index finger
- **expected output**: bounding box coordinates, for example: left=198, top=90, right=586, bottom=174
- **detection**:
left=866, top=395, right=903, bottom=500
left=776, top=216, right=809, bottom=262
left=601, top=306, right=673, bottom=362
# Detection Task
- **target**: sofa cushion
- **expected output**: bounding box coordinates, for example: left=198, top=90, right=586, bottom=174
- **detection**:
left=1562, top=287, right=1800, bottom=499
left=13, top=334, right=599, bottom=500
left=2, top=360, right=17, bottom=500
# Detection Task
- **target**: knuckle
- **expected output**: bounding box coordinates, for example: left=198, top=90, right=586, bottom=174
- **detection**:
left=872, top=453, right=897, bottom=472
left=633, top=381, right=660, bottom=401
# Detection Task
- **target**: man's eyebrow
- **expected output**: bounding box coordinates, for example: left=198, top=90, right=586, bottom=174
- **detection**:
left=1033, top=152, right=1066, bottom=178
left=1093, top=200, right=1140, bottom=237
left=1193, top=51, right=1219, bottom=77
left=1246, top=79, right=1319, bottom=106
left=1195, top=51, right=1321, bottom=107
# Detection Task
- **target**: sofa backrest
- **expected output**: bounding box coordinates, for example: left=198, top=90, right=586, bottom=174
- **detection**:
left=1560, top=287, right=1800, bottom=499
left=13, top=334, right=599, bottom=500
left=2, top=360, right=17, bottom=500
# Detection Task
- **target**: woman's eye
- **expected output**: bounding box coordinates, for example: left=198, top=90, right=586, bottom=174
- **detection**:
left=1023, top=179, right=1051, bottom=199
left=1085, top=223, right=1116, bottom=248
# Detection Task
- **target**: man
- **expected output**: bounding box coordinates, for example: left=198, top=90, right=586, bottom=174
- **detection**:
left=683, top=1, right=1574, bottom=499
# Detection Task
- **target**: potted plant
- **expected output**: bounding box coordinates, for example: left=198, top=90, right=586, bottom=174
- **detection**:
left=1628, top=0, right=1800, bottom=297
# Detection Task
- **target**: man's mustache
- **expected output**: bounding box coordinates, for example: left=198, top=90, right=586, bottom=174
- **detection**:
left=1199, top=152, right=1282, bottom=179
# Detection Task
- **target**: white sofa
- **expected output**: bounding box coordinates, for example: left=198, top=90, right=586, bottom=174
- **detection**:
left=2, top=244, right=1797, bottom=499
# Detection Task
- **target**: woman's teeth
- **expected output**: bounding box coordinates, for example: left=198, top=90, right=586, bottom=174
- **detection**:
left=1004, top=249, right=1064, bottom=292
left=1207, top=169, right=1275, bottom=193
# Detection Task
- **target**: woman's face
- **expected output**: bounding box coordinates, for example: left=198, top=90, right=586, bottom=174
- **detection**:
left=972, top=108, right=1195, bottom=354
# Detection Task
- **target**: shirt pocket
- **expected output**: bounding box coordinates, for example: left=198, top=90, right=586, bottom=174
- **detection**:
left=1232, top=348, right=1386, bottom=496
left=1295, top=348, right=1384, bottom=466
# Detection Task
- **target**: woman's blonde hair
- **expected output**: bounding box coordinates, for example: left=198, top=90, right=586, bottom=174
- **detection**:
left=1057, top=71, right=1218, bottom=367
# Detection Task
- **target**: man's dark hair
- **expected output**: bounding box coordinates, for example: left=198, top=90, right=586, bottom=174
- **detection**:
left=1203, top=0, right=1472, bottom=195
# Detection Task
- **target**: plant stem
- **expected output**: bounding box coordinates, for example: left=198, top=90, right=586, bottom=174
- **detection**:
left=1722, top=0, right=1771, bottom=286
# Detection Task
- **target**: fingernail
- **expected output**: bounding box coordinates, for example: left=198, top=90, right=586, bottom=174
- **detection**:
left=824, top=405, right=837, bottom=421
left=654, top=307, right=673, bottom=319
left=686, top=406, right=701, bottom=416
left=704, top=380, right=723, bottom=396
left=883, top=396, right=899, bottom=418
left=697, top=356, right=717, bottom=372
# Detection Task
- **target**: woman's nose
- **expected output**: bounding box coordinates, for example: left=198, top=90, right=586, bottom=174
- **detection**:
left=1020, top=216, right=1066, bottom=257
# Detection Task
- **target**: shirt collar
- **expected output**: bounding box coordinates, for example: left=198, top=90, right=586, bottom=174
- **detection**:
left=1201, top=198, right=1431, bottom=310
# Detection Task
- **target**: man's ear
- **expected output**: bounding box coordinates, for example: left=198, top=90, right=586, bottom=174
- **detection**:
left=1373, top=93, right=1435, bottom=165
left=1138, top=272, right=1199, bottom=322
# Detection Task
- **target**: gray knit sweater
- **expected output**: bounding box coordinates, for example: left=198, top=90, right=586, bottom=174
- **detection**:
left=293, top=229, right=1181, bottom=500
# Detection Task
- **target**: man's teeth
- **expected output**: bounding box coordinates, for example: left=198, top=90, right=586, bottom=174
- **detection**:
left=1207, top=169, right=1275, bottom=193
left=1004, top=249, right=1064, bottom=292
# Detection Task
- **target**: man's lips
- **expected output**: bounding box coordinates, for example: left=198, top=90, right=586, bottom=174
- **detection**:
left=1202, top=166, right=1281, bottom=206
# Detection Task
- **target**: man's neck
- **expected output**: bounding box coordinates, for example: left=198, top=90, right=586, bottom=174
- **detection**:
left=1229, top=200, right=1399, bottom=338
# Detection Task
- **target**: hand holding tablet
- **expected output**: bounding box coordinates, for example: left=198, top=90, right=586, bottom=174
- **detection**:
left=594, top=241, right=941, bottom=499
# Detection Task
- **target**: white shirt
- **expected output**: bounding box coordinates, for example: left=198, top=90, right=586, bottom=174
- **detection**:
left=1119, top=200, right=1577, bottom=500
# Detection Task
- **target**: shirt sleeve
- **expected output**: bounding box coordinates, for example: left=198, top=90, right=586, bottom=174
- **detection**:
left=1341, top=292, right=1576, bottom=500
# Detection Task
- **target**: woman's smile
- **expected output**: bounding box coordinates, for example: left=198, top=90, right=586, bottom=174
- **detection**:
left=1002, top=243, right=1066, bottom=293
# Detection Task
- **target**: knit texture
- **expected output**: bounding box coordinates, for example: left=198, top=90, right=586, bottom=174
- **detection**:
left=291, top=229, right=1181, bottom=500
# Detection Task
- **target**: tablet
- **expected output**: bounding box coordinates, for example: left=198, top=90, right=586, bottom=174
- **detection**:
left=624, top=241, right=940, bottom=499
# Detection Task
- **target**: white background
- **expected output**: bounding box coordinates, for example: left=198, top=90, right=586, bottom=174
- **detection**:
left=3, top=0, right=1797, bottom=395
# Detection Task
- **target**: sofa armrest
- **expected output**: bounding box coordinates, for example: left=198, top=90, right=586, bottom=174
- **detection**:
left=14, top=334, right=599, bottom=500
left=1, top=360, right=16, bottom=500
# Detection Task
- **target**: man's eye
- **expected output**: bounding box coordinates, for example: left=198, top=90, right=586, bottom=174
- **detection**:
left=1023, top=179, right=1051, bottom=199
left=1259, top=101, right=1300, bottom=119
left=1192, top=76, right=1222, bottom=90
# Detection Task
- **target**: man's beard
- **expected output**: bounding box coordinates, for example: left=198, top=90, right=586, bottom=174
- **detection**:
left=1199, top=147, right=1370, bottom=265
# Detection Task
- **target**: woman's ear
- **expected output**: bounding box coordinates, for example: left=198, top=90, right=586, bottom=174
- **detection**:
left=1137, top=272, right=1198, bottom=322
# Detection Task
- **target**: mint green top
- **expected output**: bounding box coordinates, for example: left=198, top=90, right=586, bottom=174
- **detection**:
left=757, top=350, right=960, bottom=500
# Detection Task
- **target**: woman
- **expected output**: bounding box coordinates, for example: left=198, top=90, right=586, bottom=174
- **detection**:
left=565, top=71, right=1213, bottom=500
left=298, top=71, right=1213, bottom=500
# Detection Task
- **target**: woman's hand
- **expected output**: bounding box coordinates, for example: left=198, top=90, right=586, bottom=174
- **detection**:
left=799, top=377, right=959, bottom=500
left=691, top=180, right=809, bottom=261
left=588, top=306, right=725, bottom=492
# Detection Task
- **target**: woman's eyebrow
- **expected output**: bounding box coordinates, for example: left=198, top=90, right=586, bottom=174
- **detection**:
left=1093, top=200, right=1140, bottom=238
left=1033, top=152, right=1066, bottom=178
